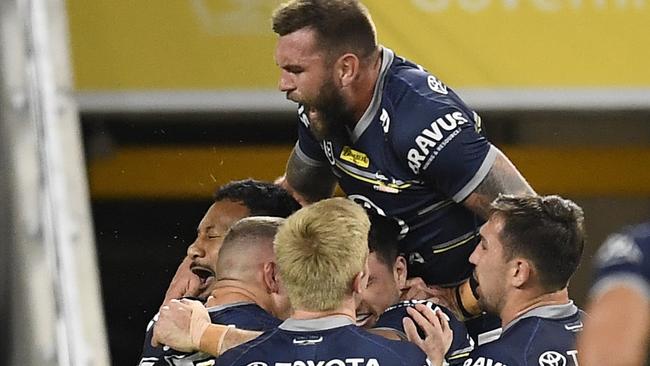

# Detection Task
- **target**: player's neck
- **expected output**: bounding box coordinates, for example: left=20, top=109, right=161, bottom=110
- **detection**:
left=206, top=280, right=267, bottom=308
left=349, top=48, right=383, bottom=124
left=500, top=287, right=570, bottom=327
left=290, top=298, right=357, bottom=322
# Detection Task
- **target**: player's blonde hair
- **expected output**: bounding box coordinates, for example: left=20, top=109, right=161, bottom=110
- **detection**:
left=274, top=197, right=370, bottom=311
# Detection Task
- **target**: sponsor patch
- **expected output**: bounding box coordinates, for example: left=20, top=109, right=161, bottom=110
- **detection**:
left=340, top=147, right=370, bottom=168
left=427, top=75, right=448, bottom=95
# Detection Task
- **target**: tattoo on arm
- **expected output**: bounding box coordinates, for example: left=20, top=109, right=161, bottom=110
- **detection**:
left=285, top=148, right=337, bottom=204
left=463, top=148, right=535, bottom=219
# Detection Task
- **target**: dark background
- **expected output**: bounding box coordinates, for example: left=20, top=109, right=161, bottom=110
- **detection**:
left=83, top=111, right=650, bottom=365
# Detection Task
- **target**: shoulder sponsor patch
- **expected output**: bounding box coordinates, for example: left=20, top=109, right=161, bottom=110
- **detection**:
left=340, top=146, right=370, bottom=168
left=427, top=75, right=448, bottom=95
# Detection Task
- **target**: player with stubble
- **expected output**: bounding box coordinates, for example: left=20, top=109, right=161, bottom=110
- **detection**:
left=271, top=0, right=534, bottom=341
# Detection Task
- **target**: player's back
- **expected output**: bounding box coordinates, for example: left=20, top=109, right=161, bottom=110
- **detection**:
left=139, top=302, right=280, bottom=366
left=464, top=303, right=583, bottom=366
left=217, top=316, right=428, bottom=366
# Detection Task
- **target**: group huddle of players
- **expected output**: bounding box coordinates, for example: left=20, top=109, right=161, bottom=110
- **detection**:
left=137, top=0, right=649, bottom=364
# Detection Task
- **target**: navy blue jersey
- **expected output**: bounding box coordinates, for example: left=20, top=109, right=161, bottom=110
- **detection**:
left=591, top=222, right=650, bottom=300
left=139, top=302, right=280, bottom=366
left=373, top=300, right=474, bottom=364
left=462, top=303, right=584, bottom=366
left=295, top=47, right=495, bottom=285
left=217, top=316, right=429, bottom=366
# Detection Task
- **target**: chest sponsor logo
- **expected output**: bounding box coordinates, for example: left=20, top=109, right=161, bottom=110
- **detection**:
left=247, top=363, right=268, bottom=366
left=538, top=351, right=566, bottom=366
left=407, top=111, right=468, bottom=174
left=427, top=75, right=448, bottom=95
left=340, top=147, right=370, bottom=168
left=274, top=359, right=380, bottom=366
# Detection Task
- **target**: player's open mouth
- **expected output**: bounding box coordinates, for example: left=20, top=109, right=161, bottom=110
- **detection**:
left=190, top=265, right=215, bottom=287
left=356, top=313, right=372, bottom=326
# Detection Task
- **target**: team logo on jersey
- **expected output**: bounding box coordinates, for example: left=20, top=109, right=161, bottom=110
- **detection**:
left=380, top=108, right=391, bottom=133
left=538, top=351, right=566, bottom=366
left=407, top=111, right=468, bottom=174
left=596, top=233, right=643, bottom=267
left=427, top=75, right=448, bottom=95
left=322, top=141, right=336, bottom=165
left=298, top=105, right=310, bottom=128
left=340, top=147, right=369, bottom=168
left=293, top=336, right=324, bottom=345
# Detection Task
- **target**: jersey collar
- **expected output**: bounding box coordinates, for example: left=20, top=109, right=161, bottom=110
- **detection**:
left=503, top=301, right=579, bottom=333
left=206, top=301, right=255, bottom=313
left=279, top=315, right=355, bottom=331
left=350, top=46, right=394, bottom=143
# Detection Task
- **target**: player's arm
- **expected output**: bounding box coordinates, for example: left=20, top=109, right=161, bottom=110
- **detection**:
left=462, top=148, right=535, bottom=220
left=283, top=146, right=337, bottom=204
left=578, top=285, right=650, bottom=366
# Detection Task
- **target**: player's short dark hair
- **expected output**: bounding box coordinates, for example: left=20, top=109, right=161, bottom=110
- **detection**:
left=490, top=194, right=585, bottom=292
left=367, top=213, right=401, bottom=268
left=213, top=179, right=300, bottom=218
left=272, top=0, right=377, bottom=61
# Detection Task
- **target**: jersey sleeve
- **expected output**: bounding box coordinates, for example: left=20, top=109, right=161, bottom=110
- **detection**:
left=137, top=314, right=167, bottom=366
left=295, top=105, right=329, bottom=167
left=590, top=225, right=650, bottom=300
left=392, top=105, right=496, bottom=203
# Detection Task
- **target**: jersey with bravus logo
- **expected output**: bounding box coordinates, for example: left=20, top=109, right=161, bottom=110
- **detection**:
left=590, top=221, right=650, bottom=301
left=373, top=300, right=474, bottom=364
left=216, top=316, right=429, bottom=366
left=462, top=302, right=584, bottom=366
left=139, top=302, right=280, bottom=366
left=295, top=47, right=496, bottom=285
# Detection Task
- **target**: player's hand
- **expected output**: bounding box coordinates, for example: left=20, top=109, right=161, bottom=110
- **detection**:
left=152, top=299, right=210, bottom=352
left=274, top=175, right=310, bottom=207
left=400, top=277, right=437, bottom=301
left=161, top=257, right=203, bottom=306
left=403, top=304, right=453, bottom=366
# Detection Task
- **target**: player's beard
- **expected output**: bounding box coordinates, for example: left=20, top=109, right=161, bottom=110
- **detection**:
left=308, top=77, right=355, bottom=143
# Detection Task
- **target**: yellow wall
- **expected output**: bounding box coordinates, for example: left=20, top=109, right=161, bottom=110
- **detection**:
left=67, top=0, right=650, bottom=90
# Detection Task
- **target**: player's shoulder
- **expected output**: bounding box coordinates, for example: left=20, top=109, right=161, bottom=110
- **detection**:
left=209, top=303, right=281, bottom=331
left=217, top=328, right=282, bottom=366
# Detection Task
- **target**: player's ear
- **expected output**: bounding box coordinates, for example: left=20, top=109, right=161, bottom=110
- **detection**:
left=263, top=261, right=280, bottom=294
left=511, top=258, right=531, bottom=288
left=336, top=53, right=359, bottom=88
left=353, top=260, right=370, bottom=294
left=394, top=255, right=408, bottom=288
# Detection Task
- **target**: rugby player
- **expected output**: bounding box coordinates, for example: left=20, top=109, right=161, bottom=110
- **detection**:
left=577, top=222, right=650, bottom=366
left=358, top=214, right=474, bottom=364
left=161, top=179, right=300, bottom=305
left=408, top=194, right=586, bottom=366
left=140, top=217, right=290, bottom=366
left=270, top=0, right=535, bottom=336
left=216, top=198, right=450, bottom=366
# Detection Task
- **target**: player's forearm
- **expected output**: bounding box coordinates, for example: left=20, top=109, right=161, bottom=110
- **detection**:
left=285, top=149, right=336, bottom=203
left=198, top=324, right=262, bottom=356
